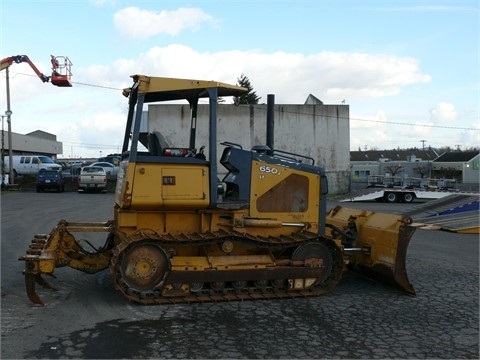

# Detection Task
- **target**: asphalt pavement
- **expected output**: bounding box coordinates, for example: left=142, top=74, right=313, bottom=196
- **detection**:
left=1, top=191, right=478, bottom=359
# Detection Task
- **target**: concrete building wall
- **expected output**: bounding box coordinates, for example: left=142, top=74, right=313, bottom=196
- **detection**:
left=148, top=103, right=350, bottom=194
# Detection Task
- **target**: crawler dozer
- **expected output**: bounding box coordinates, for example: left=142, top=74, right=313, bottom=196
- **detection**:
left=20, top=75, right=416, bottom=305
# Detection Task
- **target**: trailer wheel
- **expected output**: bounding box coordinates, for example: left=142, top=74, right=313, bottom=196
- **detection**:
left=402, top=193, right=414, bottom=203
left=385, top=192, right=398, bottom=203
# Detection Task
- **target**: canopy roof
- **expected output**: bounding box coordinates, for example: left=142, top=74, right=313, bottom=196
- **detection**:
left=122, top=74, right=248, bottom=103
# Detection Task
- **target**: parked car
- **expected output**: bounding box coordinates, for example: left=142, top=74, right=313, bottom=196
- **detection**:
left=97, top=155, right=121, bottom=166
left=36, top=169, right=65, bottom=193
left=78, top=166, right=107, bottom=193
left=88, top=162, right=119, bottom=179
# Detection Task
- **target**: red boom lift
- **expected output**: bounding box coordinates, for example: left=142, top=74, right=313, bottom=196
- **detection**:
left=0, top=55, right=72, bottom=87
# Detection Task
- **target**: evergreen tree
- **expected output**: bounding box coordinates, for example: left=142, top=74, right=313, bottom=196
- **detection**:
left=234, top=74, right=261, bottom=105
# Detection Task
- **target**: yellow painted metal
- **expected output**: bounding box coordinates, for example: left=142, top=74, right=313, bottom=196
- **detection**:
left=326, top=206, right=415, bottom=294
left=25, top=222, right=113, bottom=276
left=171, top=256, right=210, bottom=270
left=115, top=160, right=133, bottom=208
left=115, top=208, right=219, bottom=236
left=123, top=75, right=247, bottom=100
left=249, top=162, right=321, bottom=225
left=456, top=227, right=479, bottom=234
left=241, top=219, right=283, bottom=227
left=171, top=255, right=274, bottom=271
left=117, top=162, right=210, bottom=209
left=209, top=255, right=274, bottom=268
left=160, top=167, right=208, bottom=202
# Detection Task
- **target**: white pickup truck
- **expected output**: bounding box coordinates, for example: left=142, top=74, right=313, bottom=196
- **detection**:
left=77, top=166, right=107, bottom=193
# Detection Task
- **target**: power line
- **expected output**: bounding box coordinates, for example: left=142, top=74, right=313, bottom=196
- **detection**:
left=267, top=108, right=478, bottom=132
left=349, top=116, right=478, bottom=131
left=63, top=141, right=120, bottom=149
left=4, top=71, right=480, bottom=132
left=2, top=71, right=123, bottom=91
left=69, top=81, right=121, bottom=91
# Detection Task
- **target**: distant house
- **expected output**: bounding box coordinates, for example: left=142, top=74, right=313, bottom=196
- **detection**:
left=350, top=148, right=439, bottom=181
left=431, top=151, right=480, bottom=185
left=349, top=149, right=479, bottom=191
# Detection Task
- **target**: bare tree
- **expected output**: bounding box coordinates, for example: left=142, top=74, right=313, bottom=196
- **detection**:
left=413, top=165, right=428, bottom=178
left=385, top=164, right=403, bottom=177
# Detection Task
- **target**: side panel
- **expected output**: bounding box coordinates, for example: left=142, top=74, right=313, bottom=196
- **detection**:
left=117, top=162, right=210, bottom=209
left=161, top=167, right=208, bottom=201
left=115, top=207, right=249, bottom=236
left=249, top=161, right=321, bottom=229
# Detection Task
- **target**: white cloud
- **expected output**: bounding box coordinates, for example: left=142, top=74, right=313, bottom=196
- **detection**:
left=351, top=110, right=387, bottom=129
left=113, top=7, right=217, bottom=39
left=411, top=121, right=435, bottom=138
left=82, top=46, right=429, bottom=105
left=0, top=45, right=440, bottom=157
left=429, top=101, right=457, bottom=123
left=350, top=111, right=389, bottom=150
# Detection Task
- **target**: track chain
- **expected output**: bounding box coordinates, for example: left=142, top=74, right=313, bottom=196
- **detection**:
left=110, top=229, right=344, bottom=305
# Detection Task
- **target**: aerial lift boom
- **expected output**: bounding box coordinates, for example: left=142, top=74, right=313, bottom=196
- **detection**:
left=0, top=55, right=72, bottom=87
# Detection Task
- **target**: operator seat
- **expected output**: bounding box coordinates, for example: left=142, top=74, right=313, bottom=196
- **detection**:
left=148, top=131, right=170, bottom=156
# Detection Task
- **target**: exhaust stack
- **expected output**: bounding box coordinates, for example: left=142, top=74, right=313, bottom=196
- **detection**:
left=266, top=94, right=274, bottom=154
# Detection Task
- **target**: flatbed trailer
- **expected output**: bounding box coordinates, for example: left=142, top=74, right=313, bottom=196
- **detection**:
left=340, top=188, right=462, bottom=203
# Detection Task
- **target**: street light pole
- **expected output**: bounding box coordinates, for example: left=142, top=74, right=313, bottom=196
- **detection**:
left=5, top=66, right=14, bottom=185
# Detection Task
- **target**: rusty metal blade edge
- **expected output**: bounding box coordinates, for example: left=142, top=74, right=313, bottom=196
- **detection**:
left=25, top=273, right=45, bottom=306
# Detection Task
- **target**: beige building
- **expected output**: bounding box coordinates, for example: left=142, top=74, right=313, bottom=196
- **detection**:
left=1, top=130, right=62, bottom=159
left=431, top=151, right=480, bottom=187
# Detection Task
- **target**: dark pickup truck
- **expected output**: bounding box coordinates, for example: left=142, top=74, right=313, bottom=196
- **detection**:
left=36, top=169, right=65, bottom=192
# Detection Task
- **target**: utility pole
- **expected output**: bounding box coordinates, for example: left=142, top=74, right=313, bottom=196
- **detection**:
left=1, top=55, right=73, bottom=187
left=5, top=67, right=14, bottom=185
left=420, top=139, right=426, bottom=151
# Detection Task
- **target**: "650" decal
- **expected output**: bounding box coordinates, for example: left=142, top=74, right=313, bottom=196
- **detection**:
left=259, top=165, right=280, bottom=175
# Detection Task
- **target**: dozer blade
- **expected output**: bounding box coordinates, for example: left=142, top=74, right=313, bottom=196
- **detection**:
left=326, top=206, right=416, bottom=295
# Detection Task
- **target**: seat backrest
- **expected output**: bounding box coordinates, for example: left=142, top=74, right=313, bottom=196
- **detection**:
left=148, top=131, right=170, bottom=156
left=147, top=133, right=161, bottom=155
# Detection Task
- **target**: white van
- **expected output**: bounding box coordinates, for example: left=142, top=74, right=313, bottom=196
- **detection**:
left=3, top=155, right=62, bottom=176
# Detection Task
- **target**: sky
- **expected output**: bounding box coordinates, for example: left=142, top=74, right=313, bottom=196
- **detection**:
left=0, top=0, right=479, bottom=159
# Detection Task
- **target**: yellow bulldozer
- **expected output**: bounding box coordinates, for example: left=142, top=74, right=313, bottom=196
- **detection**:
left=20, top=75, right=416, bottom=305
